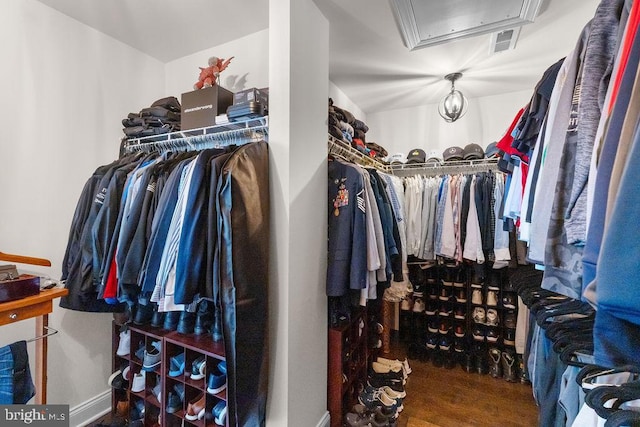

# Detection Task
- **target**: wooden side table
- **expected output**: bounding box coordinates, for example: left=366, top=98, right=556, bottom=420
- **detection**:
left=0, top=287, right=68, bottom=404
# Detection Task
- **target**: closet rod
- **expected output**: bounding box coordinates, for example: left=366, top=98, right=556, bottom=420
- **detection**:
left=124, top=116, right=269, bottom=153
left=328, top=136, right=391, bottom=172
left=390, top=158, right=500, bottom=177
left=26, top=326, right=58, bottom=343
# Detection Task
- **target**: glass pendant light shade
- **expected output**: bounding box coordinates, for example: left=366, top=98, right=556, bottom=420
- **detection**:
left=438, top=72, right=468, bottom=123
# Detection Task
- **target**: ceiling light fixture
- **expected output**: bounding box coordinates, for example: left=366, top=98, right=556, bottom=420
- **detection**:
left=438, top=72, right=468, bottom=123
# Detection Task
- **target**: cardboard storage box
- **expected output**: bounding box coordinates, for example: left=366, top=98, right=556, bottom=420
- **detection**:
left=0, top=274, right=40, bottom=303
left=233, top=87, right=269, bottom=106
left=181, top=86, right=233, bottom=130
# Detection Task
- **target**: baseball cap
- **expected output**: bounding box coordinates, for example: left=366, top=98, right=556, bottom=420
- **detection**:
left=389, top=153, right=406, bottom=165
left=406, top=148, right=426, bottom=164
left=426, top=150, right=443, bottom=164
left=463, top=143, right=485, bottom=160
left=443, top=146, right=464, bottom=162
left=485, top=142, right=500, bottom=158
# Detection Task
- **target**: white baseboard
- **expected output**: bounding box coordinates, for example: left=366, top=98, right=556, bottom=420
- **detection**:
left=70, top=389, right=111, bottom=427
left=316, top=411, right=330, bottom=427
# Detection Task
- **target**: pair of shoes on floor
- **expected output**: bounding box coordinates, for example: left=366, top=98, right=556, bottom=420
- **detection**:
left=346, top=403, right=397, bottom=427
left=358, top=384, right=403, bottom=417
left=374, top=357, right=411, bottom=377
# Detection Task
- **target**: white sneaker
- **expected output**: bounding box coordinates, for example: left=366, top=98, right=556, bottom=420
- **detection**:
left=372, top=361, right=402, bottom=375
left=116, top=329, right=130, bottom=357
left=412, top=298, right=425, bottom=313
left=486, top=309, right=499, bottom=326
left=376, top=357, right=410, bottom=377
left=486, top=290, right=498, bottom=306
left=471, top=289, right=483, bottom=305
left=472, top=307, right=486, bottom=324
left=381, top=385, right=406, bottom=399
left=131, top=371, right=146, bottom=393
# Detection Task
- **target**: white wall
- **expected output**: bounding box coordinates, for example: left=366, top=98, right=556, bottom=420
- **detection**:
left=165, top=29, right=269, bottom=99
left=269, top=0, right=330, bottom=426
left=0, top=0, right=164, bottom=423
left=329, top=81, right=366, bottom=122
left=366, top=88, right=532, bottom=156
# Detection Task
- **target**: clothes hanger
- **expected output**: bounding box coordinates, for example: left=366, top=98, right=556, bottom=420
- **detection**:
left=26, top=326, right=59, bottom=343
left=0, top=252, right=51, bottom=267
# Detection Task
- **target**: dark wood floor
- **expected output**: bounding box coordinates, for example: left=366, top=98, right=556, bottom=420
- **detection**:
left=392, top=346, right=539, bottom=427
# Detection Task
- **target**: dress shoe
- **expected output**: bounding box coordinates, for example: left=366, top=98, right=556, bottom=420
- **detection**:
left=177, top=311, right=196, bottom=334
left=185, top=393, right=206, bottom=421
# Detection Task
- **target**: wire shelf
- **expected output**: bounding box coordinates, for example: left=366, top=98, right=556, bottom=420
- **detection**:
left=389, top=157, right=500, bottom=176
left=123, top=116, right=268, bottom=153
left=327, top=136, right=391, bottom=172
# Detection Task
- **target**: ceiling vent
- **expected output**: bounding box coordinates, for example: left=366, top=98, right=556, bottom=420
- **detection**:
left=490, top=27, right=521, bottom=54
left=389, top=0, right=542, bottom=50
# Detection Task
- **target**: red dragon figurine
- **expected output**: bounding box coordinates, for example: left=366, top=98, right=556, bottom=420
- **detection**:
left=194, top=56, right=234, bottom=90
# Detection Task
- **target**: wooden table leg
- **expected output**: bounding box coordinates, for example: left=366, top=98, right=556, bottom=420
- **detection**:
left=35, top=314, right=47, bottom=404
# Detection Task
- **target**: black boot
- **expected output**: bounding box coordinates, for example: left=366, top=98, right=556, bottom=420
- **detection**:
left=163, top=310, right=181, bottom=331
left=211, top=307, right=223, bottom=342
left=194, top=300, right=214, bottom=335
left=133, top=299, right=154, bottom=325
left=150, top=303, right=164, bottom=328
left=177, top=310, right=196, bottom=334
left=517, top=353, right=530, bottom=384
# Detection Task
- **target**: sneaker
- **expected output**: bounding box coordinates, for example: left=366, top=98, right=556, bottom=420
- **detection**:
left=453, top=338, right=465, bottom=353
left=455, top=288, right=467, bottom=303
left=376, top=357, right=411, bottom=376
left=454, top=324, right=465, bottom=338
left=472, top=307, right=486, bottom=324
left=368, top=374, right=404, bottom=392
left=504, top=311, right=517, bottom=329
left=471, top=289, right=483, bottom=305
left=131, top=371, right=146, bottom=393
left=438, top=303, right=451, bottom=317
left=454, top=307, right=466, bottom=320
left=425, top=301, right=438, bottom=316
left=487, top=269, right=501, bottom=290
left=372, top=361, right=402, bottom=375
left=189, top=356, right=206, bottom=380
left=412, top=285, right=424, bottom=298
left=165, top=392, right=181, bottom=414
left=470, top=263, right=485, bottom=286
left=381, top=385, right=406, bottom=399
left=185, top=392, right=206, bottom=421
left=486, top=309, right=499, bottom=326
left=503, top=293, right=517, bottom=309
left=439, top=287, right=452, bottom=301
left=358, top=387, right=398, bottom=413
left=486, top=327, right=499, bottom=343
left=212, top=400, right=227, bottom=426
left=168, top=353, right=185, bottom=377
left=116, top=329, right=130, bottom=357
left=438, top=320, right=451, bottom=335
left=425, top=334, right=438, bottom=350
left=504, top=328, right=516, bottom=346
left=151, top=379, right=162, bottom=403
left=472, top=326, right=485, bottom=342
left=412, top=298, right=425, bottom=313
left=486, top=290, right=498, bottom=307
left=427, top=319, right=439, bottom=334
left=427, top=286, right=439, bottom=300
left=142, top=341, right=162, bottom=371
left=108, top=365, right=130, bottom=390
left=134, top=341, right=145, bottom=361
left=207, top=361, right=227, bottom=395
left=400, top=298, right=412, bottom=311
left=438, top=336, right=451, bottom=351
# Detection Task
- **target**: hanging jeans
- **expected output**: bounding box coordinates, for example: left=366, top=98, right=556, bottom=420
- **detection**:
left=217, top=141, right=270, bottom=427
left=0, top=341, right=35, bottom=404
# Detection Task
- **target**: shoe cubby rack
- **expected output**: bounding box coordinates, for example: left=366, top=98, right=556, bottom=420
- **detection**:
left=327, top=307, right=369, bottom=427
left=112, top=322, right=228, bottom=426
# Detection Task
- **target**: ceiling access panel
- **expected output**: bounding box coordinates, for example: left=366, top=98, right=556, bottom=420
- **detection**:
left=390, top=0, right=542, bottom=50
